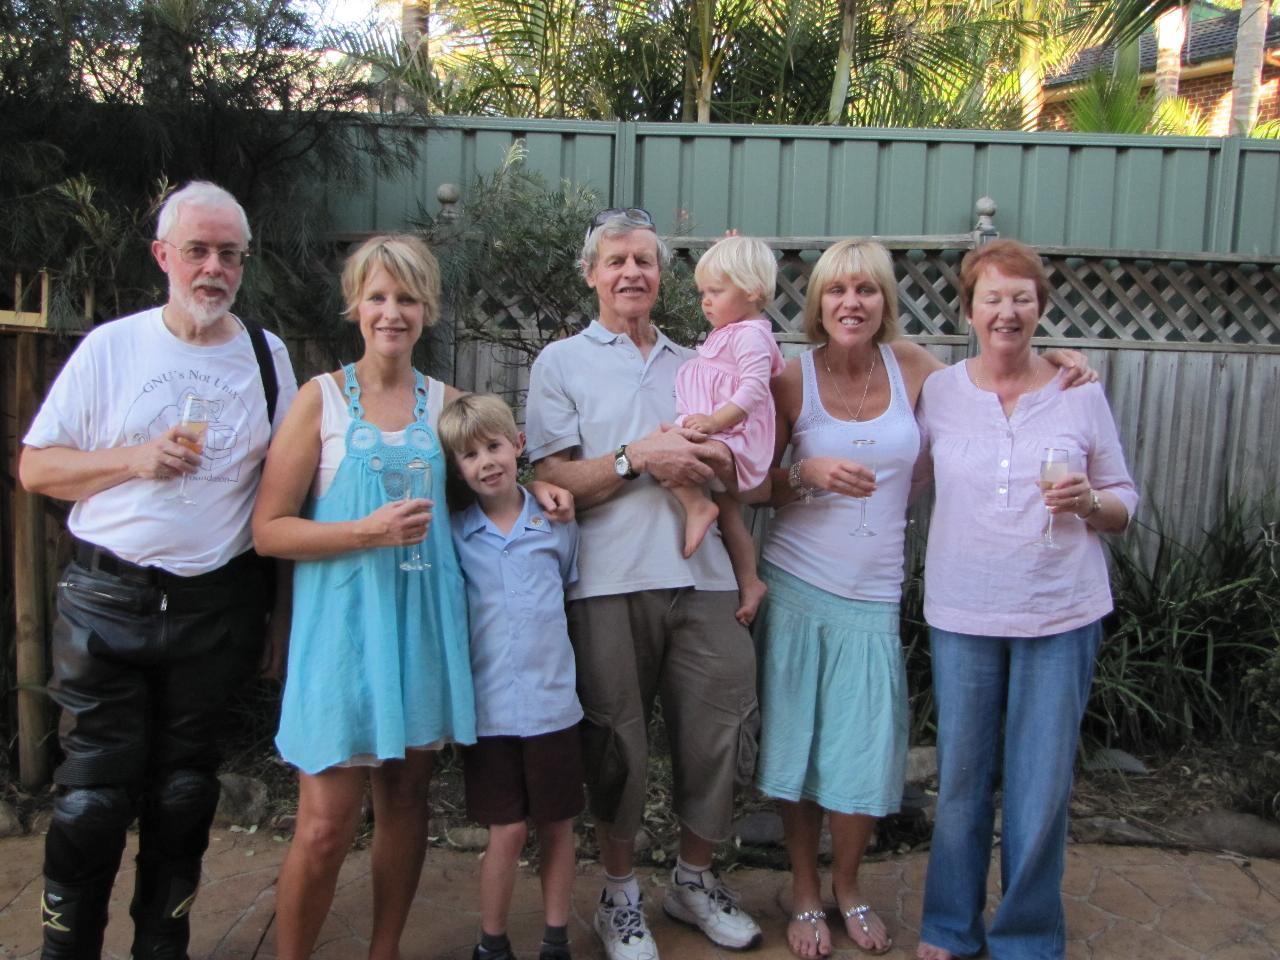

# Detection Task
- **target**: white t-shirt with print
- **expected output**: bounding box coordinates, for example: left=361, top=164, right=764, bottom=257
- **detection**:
left=24, top=307, right=298, bottom=575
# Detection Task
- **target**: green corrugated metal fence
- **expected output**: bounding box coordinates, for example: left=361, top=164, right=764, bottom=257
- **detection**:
left=327, top=117, right=1280, bottom=257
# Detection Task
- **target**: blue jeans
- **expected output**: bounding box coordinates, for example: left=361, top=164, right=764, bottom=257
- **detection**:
left=920, top=621, right=1102, bottom=960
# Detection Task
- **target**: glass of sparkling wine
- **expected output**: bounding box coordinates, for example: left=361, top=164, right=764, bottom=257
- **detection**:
left=167, top=395, right=212, bottom=504
left=403, top=458, right=431, bottom=571
left=850, top=438, right=877, bottom=538
left=1038, top=446, right=1070, bottom=548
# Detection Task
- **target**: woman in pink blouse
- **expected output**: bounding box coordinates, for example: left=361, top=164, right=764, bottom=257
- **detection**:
left=914, top=240, right=1138, bottom=960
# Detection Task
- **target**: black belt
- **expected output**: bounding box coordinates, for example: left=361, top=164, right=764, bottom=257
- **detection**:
left=73, top=539, right=259, bottom=587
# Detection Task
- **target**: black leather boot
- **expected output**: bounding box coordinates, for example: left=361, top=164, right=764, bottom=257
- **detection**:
left=40, top=876, right=112, bottom=960
left=127, top=857, right=200, bottom=960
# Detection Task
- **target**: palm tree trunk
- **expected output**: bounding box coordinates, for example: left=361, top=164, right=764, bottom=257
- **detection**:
left=401, top=2, right=428, bottom=48
left=399, top=2, right=430, bottom=113
left=696, top=0, right=713, bottom=122
left=826, top=0, right=857, bottom=125
left=682, top=50, right=699, bottom=122
left=1154, top=3, right=1186, bottom=103
left=139, top=0, right=195, bottom=106
left=697, top=69, right=713, bottom=122
left=1231, top=0, right=1269, bottom=136
left=1018, top=0, right=1043, bottom=130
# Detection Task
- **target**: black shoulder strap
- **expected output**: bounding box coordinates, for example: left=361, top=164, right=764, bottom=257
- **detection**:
left=243, top=319, right=279, bottom=425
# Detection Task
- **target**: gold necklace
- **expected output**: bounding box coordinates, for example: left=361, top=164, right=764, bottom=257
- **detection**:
left=823, top=345, right=878, bottom=422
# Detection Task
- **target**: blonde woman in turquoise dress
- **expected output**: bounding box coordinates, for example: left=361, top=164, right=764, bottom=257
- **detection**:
left=253, top=235, right=572, bottom=960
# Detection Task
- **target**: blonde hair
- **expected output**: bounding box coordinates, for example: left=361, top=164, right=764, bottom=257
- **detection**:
left=802, top=240, right=899, bottom=345
left=341, top=234, right=441, bottom=326
left=693, top=235, right=777, bottom=304
left=437, top=393, right=520, bottom=461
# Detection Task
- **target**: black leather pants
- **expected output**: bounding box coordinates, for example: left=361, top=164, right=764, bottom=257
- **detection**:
left=41, top=546, right=268, bottom=959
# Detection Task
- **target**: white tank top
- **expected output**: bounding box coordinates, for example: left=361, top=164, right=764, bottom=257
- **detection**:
left=761, top=344, right=920, bottom=603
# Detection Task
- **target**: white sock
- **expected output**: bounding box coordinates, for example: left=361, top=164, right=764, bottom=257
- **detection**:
left=676, top=857, right=713, bottom=887
left=603, top=872, right=641, bottom=906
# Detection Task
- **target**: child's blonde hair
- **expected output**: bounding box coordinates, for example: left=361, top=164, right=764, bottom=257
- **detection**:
left=693, top=235, right=777, bottom=305
left=437, top=393, right=520, bottom=461
left=340, top=234, right=441, bottom=326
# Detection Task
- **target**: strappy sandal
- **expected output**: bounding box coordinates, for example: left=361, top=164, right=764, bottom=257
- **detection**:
left=840, top=902, right=893, bottom=956
left=789, top=909, right=831, bottom=958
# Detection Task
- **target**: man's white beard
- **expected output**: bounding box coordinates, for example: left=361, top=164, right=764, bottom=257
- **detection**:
left=171, top=279, right=237, bottom=330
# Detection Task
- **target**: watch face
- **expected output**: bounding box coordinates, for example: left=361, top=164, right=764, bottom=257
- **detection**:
left=614, top=454, right=629, bottom=477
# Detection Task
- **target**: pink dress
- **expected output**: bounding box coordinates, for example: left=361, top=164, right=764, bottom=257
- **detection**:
left=675, top=316, right=785, bottom=491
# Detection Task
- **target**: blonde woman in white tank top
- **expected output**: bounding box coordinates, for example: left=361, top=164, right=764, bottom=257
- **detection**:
left=754, top=241, right=1095, bottom=959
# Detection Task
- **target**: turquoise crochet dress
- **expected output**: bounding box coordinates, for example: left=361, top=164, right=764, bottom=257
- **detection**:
left=276, top=365, right=476, bottom=774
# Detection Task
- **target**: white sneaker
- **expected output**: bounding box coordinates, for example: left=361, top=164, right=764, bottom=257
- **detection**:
left=594, top=889, right=659, bottom=960
left=662, top=868, right=763, bottom=950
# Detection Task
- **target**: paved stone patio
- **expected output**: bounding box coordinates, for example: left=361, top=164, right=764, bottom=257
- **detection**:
left=3, top=828, right=1279, bottom=959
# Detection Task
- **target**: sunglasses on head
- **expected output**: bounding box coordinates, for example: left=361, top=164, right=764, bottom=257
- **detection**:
left=588, top=207, right=655, bottom=231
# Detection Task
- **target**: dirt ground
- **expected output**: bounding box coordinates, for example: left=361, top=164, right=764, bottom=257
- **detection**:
left=4, top=688, right=1274, bottom=867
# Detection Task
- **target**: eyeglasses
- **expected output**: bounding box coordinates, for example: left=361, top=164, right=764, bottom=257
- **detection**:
left=588, top=207, right=654, bottom=231
left=162, top=241, right=250, bottom=268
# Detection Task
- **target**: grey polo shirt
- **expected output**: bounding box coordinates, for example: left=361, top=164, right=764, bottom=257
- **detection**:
left=526, top=319, right=737, bottom=601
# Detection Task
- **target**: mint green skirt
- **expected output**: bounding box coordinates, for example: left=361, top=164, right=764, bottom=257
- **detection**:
left=753, top=561, right=908, bottom=816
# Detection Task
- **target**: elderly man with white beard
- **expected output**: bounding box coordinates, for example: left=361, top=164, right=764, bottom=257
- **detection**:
left=19, top=181, right=298, bottom=960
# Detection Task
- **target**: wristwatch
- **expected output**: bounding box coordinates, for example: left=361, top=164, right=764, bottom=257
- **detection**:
left=614, top=444, right=638, bottom=479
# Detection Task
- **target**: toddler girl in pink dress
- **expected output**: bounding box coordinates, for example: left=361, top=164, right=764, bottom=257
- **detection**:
left=674, top=235, right=784, bottom=625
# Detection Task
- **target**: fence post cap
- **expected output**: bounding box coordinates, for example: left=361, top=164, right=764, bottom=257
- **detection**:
left=974, top=196, right=998, bottom=237
left=437, top=182, right=461, bottom=222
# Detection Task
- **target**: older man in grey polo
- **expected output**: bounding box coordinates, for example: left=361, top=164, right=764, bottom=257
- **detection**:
left=527, top=209, right=762, bottom=960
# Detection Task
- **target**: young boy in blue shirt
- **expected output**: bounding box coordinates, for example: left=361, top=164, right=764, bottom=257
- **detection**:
left=438, top=393, right=584, bottom=960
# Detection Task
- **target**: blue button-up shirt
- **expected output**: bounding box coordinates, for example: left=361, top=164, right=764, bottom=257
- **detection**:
left=451, top=486, right=583, bottom=737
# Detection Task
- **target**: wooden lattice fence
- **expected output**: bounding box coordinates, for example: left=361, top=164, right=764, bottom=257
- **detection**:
left=1039, top=251, right=1280, bottom=349
left=454, top=236, right=1280, bottom=352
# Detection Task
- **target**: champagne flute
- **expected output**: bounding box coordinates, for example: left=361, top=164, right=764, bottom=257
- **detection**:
left=379, top=466, right=422, bottom=574
left=402, top=458, right=431, bottom=571
left=1038, top=447, right=1070, bottom=548
left=850, top=438, right=877, bottom=538
left=166, top=395, right=212, bottom=504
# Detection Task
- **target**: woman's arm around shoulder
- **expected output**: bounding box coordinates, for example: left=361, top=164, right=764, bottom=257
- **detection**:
left=888, top=339, right=946, bottom=410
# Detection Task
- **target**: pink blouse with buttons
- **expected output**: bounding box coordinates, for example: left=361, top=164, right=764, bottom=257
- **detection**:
left=917, top=363, right=1139, bottom=638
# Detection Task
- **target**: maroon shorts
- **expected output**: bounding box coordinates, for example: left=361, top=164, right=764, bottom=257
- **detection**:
left=462, top=724, right=586, bottom=826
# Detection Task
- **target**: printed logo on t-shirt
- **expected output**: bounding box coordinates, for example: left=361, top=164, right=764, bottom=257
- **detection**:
left=123, top=372, right=253, bottom=484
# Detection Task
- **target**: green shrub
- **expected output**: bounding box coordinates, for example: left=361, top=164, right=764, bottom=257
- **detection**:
left=1245, top=624, right=1280, bottom=745
left=415, top=143, right=705, bottom=365
left=900, top=521, right=934, bottom=744
left=1088, top=499, right=1279, bottom=750
left=0, top=0, right=401, bottom=335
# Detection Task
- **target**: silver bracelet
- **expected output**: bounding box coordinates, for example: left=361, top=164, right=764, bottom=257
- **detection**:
left=1079, top=489, right=1102, bottom=519
left=788, top=459, right=814, bottom=503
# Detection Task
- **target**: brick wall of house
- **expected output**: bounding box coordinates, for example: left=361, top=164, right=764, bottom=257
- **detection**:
left=1038, top=62, right=1280, bottom=134
left=1038, top=99, right=1071, bottom=131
